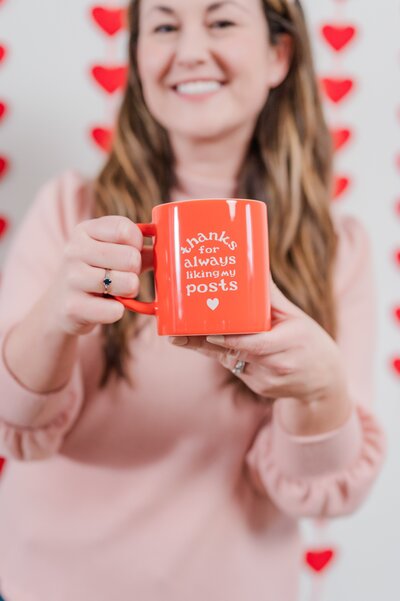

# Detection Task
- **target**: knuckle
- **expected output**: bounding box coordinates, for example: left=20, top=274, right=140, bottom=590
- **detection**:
left=254, top=383, right=267, bottom=396
left=108, top=301, right=124, bottom=322
left=64, top=241, right=77, bottom=262
left=125, top=247, right=141, bottom=271
left=127, top=272, right=139, bottom=294
left=274, top=361, right=294, bottom=377
left=74, top=220, right=89, bottom=239
left=115, top=218, right=132, bottom=243
left=133, top=223, right=144, bottom=247
left=64, top=296, right=80, bottom=322
left=116, top=302, right=125, bottom=319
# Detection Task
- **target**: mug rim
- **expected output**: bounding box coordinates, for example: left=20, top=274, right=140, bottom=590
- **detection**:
left=154, top=197, right=267, bottom=212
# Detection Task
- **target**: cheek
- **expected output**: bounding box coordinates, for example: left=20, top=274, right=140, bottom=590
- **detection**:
left=137, top=39, right=170, bottom=89
left=222, top=35, right=272, bottom=91
left=227, top=52, right=271, bottom=112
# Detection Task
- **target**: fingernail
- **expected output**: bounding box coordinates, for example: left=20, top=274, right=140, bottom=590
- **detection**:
left=169, top=336, right=189, bottom=346
left=206, top=335, right=225, bottom=346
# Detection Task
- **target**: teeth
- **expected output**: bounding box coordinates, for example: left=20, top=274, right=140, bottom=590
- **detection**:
left=176, top=80, right=223, bottom=95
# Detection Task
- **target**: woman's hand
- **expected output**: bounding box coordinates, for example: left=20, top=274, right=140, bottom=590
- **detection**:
left=45, top=216, right=151, bottom=337
left=169, top=278, right=353, bottom=435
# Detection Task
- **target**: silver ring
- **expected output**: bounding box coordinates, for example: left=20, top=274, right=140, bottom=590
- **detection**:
left=103, top=269, right=112, bottom=295
left=231, top=360, right=246, bottom=376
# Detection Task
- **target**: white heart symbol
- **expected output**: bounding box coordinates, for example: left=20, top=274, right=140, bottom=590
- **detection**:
left=207, top=298, right=219, bottom=311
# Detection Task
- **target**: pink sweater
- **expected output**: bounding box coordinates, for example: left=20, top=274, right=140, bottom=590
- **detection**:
left=0, top=171, right=385, bottom=601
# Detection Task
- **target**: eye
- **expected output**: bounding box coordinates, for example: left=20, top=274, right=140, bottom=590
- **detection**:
left=154, top=24, right=178, bottom=33
left=210, top=20, right=235, bottom=29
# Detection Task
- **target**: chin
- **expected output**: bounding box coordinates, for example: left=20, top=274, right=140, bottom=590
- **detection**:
left=165, top=120, right=240, bottom=142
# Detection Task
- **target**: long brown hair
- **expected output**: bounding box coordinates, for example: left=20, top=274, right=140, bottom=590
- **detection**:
left=93, top=0, right=337, bottom=387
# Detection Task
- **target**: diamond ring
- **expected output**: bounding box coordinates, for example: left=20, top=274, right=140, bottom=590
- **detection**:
left=231, top=360, right=246, bottom=376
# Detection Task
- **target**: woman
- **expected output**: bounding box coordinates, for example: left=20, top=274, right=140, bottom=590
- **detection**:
left=0, top=0, right=385, bottom=600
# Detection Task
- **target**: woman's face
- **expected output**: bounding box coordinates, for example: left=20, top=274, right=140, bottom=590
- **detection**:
left=137, top=0, right=291, bottom=141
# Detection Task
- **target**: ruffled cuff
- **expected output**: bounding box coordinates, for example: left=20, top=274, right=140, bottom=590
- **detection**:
left=246, top=405, right=386, bottom=518
left=266, top=405, right=363, bottom=479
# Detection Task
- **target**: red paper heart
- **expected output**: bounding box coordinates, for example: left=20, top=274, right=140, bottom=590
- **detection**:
left=90, top=126, right=113, bottom=152
left=91, top=6, right=126, bottom=36
left=0, top=156, right=9, bottom=180
left=321, top=25, right=357, bottom=52
left=321, top=78, right=354, bottom=104
left=394, top=307, right=400, bottom=323
left=91, top=65, right=128, bottom=94
left=333, top=176, right=350, bottom=200
left=0, top=101, right=7, bottom=122
left=331, top=128, right=351, bottom=151
left=0, top=215, right=9, bottom=239
left=305, top=548, right=336, bottom=573
left=395, top=250, right=400, bottom=266
left=0, top=457, right=5, bottom=474
left=0, top=45, right=6, bottom=64
left=392, top=358, right=400, bottom=376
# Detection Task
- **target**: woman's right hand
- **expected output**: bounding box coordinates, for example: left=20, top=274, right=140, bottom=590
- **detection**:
left=45, top=216, right=148, bottom=336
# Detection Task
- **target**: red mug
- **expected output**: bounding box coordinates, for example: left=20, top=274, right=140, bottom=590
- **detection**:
left=114, top=198, right=271, bottom=336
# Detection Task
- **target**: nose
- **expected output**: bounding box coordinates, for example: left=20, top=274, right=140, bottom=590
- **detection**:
left=175, top=26, right=210, bottom=68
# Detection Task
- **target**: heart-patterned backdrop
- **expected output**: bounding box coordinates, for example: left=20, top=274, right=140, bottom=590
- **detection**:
left=0, top=1, right=399, bottom=600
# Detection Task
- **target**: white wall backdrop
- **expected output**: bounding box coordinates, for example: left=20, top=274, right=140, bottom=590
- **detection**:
left=0, top=1, right=399, bottom=600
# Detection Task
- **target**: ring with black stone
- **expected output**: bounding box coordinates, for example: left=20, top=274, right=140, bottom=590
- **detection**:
left=103, top=269, right=112, bottom=295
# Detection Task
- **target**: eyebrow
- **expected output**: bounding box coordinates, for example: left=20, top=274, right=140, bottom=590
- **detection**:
left=146, top=1, right=249, bottom=17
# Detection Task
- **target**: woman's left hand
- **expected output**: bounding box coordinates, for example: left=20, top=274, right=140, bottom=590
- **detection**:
left=169, top=278, right=348, bottom=409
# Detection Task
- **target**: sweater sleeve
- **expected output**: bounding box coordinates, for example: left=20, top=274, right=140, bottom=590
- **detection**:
left=245, top=214, right=386, bottom=518
left=0, top=171, right=90, bottom=461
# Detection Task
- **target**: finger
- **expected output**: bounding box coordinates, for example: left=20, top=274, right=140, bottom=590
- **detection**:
left=170, top=336, right=276, bottom=405
left=169, top=336, right=218, bottom=356
left=81, top=216, right=144, bottom=250
left=77, top=237, right=142, bottom=273
left=237, top=370, right=276, bottom=406
left=66, top=292, right=125, bottom=325
left=168, top=335, right=238, bottom=359
left=69, top=263, right=140, bottom=298
left=169, top=337, right=248, bottom=372
left=221, top=359, right=277, bottom=404
left=205, top=331, right=286, bottom=356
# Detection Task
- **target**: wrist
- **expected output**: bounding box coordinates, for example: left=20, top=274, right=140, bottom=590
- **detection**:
left=4, top=292, right=79, bottom=394
left=276, top=383, right=353, bottom=437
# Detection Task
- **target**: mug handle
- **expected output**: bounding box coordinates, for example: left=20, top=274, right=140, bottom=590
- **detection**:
left=114, top=223, right=157, bottom=315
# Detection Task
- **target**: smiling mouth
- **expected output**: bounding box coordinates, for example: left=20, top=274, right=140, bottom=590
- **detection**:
left=172, top=80, right=226, bottom=96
